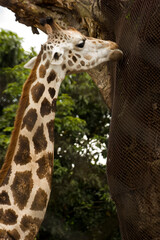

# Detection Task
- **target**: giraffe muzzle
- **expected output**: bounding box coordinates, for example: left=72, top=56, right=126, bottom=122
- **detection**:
left=102, top=41, right=123, bottom=61
left=109, top=49, right=123, bottom=61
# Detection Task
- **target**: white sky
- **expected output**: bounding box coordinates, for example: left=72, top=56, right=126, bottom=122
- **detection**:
left=0, top=6, right=47, bottom=52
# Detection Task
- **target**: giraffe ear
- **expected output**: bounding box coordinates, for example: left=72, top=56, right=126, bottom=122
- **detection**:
left=24, top=56, right=37, bottom=69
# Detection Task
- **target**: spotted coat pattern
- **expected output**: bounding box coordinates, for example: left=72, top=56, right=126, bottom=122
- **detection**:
left=0, top=50, right=58, bottom=240
left=0, top=21, right=122, bottom=240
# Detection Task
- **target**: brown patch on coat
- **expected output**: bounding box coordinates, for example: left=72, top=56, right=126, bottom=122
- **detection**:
left=91, top=60, right=96, bottom=65
left=43, top=53, right=47, bottom=61
left=36, top=153, right=53, bottom=188
left=24, top=232, right=37, bottom=240
left=21, top=108, right=38, bottom=131
left=0, top=230, right=13, bottom=240
left=1, top=167, right=12, bottom=186
left=8, top=229, right=20, bottom=240
left=0, top=191, right=11, bottom=205
left=45, top=60, right=50, bottom=69
left=47, top=120, right=54, bottom=142
left=36, top=156, right=49, bottom=179
left=0, top=47, right=43, bottom=187
left=62, top=64, right=66, bottom=70
left=14, top=135, right=32, bottom=165
left=20, top=215, right=41, bottom=239
left=72, top=56, right=77, bottom=62
left=75, top=53, right=81, bottom=58
left=84, top=55, right=92, bottom=60
left=39, top=64, right=46, bottom=78
left=31, top=188, right=48, bottom=211
left=80, top=60, right=85, bottom=66
left=40, top=98, right=52, bottom=117
left=52, top=98, right=57, bottom=112
left=68, top=60, right=74, bottom=66
left=32, top=124, right=47, bottom=154
left=48, top=153, right=54, bottom=188
left=48, top=87, right=56, bottom=99
left=31, top=82, right=45, bottom=103
left=0, top=208, right=18, bottom=225
left=11, top=171, right=33, bottom=210
left=47, top=70, right=56, bottom=83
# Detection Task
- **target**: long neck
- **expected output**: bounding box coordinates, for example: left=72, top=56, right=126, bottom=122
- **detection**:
left=0, top=50, right=62, bottom=240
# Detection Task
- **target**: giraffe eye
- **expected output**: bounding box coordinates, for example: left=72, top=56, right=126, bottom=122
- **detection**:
left=76, top=39, right=86, bottom=48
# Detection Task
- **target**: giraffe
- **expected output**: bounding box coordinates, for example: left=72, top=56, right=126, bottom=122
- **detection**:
left=0, top=18, right=122, bottom=240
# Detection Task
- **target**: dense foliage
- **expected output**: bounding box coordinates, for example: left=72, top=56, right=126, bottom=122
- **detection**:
left=0, top=29, right=120, bottom=240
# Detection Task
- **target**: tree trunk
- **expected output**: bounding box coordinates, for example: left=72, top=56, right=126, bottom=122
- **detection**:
left=1, top=0, right=160, bottom=239
left=107, top=0, right=160, bottom=239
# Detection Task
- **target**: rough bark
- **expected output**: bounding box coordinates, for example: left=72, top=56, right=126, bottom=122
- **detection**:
left=0, top=0, right=123, bottom=109
left=0, top=0, right=121, bottom=36
left=107, top=1, right=160, bottom=239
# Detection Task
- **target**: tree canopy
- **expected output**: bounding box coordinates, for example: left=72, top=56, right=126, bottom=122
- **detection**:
left=0, top=29, right=120, bottom=239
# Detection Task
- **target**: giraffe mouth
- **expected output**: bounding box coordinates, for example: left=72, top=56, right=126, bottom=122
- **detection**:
left=109, top=49, right=123, bottom=61
left=102, top=41, right=123, bottom=61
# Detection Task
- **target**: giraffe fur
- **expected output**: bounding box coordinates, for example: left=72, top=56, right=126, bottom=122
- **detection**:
left=0, top=18, right=122, bottom=240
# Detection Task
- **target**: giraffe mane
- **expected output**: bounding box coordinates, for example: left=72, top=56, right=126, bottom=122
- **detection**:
left=0, top=47, right=43, bottom=186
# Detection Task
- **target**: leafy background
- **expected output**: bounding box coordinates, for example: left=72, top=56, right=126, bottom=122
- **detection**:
left=0, top=29, right=121, bottom=240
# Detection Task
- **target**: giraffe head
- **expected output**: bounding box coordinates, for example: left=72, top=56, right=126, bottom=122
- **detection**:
left=25, top=19, right=122, bottom=79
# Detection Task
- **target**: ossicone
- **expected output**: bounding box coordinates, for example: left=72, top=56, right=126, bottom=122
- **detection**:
left=40, top=17, right=53, bottom=35
left=40, top=17, right=62, bottom=35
